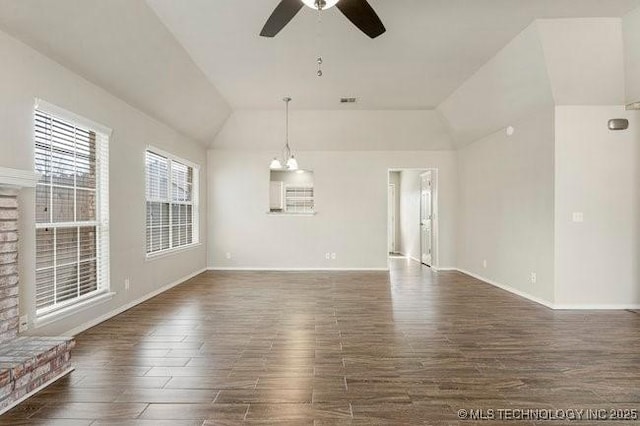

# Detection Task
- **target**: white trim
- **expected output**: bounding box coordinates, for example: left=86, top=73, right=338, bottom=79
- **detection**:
left=431, top=266, right=458, bottom=272
left=207, top=267, right=389, bottom=272
left=0, top=166, right=38, bottom=188
left=146, top=242, right=202, bottom=261
left=35, top=291, right=116, bottom=329
left=146, top=145, right=200, bottom=170
left=553, top=304, right=640, bottom=310
left=62, top=268, right=206, bottom=337
left=0, top=367, right=74, bottom=417
left=455, top=268, right=555, bottom=309
left=35, top=98, right=112, bottom=136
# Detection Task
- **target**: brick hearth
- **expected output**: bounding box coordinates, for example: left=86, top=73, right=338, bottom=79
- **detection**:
left=0, top=186, right=75, bottom=415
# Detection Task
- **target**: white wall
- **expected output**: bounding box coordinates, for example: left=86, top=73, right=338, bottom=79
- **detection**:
left=208, top=150, right=457, bottom=270
left=213, top=110, right=454, bottom=151
left=398, top=170, right=423, bottom=262
left=623, top=7, right=640, bottom=104
left=457, top=108, right=556, bottom=304
left=554, top=106, right=640, bottom=307
left=0, top=29, right=208, bottom=335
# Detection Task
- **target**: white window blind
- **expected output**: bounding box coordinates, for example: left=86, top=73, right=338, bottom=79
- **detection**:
left=145, top=149, right=198, bottom=256
left=34, top=101, right=110, bottom=317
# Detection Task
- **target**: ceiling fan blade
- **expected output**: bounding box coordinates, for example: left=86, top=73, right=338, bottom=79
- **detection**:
left=260, top=0, right=304, bottom=37
left=336, top=0, right=386, bottom=39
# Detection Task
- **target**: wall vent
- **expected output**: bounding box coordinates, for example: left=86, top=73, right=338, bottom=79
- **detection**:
left=340, top=97, right=357, bottom=104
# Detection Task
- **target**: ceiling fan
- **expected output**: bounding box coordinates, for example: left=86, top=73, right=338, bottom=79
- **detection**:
left=260, top=0, right=386, bottom=39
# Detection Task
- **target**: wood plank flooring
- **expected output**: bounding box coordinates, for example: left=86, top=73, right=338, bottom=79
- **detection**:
left=2, top=258, right=640, bottom=424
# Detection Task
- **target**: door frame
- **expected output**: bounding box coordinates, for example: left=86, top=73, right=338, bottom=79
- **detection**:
left=388, top=183, right=397, bottom=253
left=420, top=171, right=433, bottom=267
left=387, top=168, right=439, bottom=269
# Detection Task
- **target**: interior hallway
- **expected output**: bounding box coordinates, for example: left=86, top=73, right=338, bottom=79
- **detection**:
left=2, top=259, right=640, bottom=424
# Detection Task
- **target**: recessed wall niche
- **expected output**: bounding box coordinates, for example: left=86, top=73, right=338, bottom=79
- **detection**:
left=269, top=170, right=315, bottom=215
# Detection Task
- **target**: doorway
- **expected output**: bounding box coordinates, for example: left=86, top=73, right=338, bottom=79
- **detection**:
left=420, top=171, right=433, bottom=267
left=388, top=169, right=438, bottom=268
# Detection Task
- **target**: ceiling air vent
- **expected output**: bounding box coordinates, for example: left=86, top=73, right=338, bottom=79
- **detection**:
left=340, top=97, right=357, bottom=104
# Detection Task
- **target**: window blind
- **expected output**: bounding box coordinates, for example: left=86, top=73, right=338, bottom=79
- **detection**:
left=34, top=103, right=110, bottom=316
left=145, top=149, right=198, bottom=255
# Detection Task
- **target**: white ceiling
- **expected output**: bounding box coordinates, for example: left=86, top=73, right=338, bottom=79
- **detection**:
left=0, top=0, right=231, bottom=144
left=1, top=0, right=638, bottom=146
left=147, top=0, right=640, bottom=110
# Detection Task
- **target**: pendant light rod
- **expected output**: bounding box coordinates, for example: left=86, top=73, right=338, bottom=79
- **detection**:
left=270, top=97, right=299, bottom=170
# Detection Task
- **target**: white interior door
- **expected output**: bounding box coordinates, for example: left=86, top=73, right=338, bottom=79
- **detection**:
left=388, top=184, right=396, bottom=253
left=420, top=172, right=433, bottom=266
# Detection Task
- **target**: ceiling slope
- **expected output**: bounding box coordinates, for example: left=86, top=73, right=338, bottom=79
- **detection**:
left=538, top=18, right=626, bottom=106
left=0, top=0, right=231, bottom=144
left=439, top=18, right=630, bottom=147
left=623, top=7, right=640, bottom=104
left=437, top=23, right=555, bottom=148
left=147, top=0, right=640, bottom=111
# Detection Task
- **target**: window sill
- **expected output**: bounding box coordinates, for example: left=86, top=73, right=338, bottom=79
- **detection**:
left=266, top=212, right=317, bottom=216
left=35, top=291, right=116, bottom=329
left=145, top=242, right=202, bottom=261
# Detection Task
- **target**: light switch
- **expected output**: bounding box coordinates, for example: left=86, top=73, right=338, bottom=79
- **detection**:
left=572, top=212, right=584, bottom=223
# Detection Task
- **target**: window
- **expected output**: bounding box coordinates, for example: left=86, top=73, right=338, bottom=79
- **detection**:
left=145, top=148, right=199, bottom=256
left=34, top=100, right=110, bottom=318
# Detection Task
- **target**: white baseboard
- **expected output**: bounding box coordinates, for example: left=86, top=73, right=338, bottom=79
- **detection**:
left=207, top=267, right=389, bottom=272
left=0, top=367, right=74, bottom=416
left=432, top=266, right=457, bottom=272
left=455, top=268, right=555, bottom=309
left=553, top=304, right=640, bottom=310
left=63, top=268, right=207, bottom=337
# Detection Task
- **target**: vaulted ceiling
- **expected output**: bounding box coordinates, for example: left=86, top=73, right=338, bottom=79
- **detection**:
left=147, top=0, right=639, bottom=110
left=0, top=0, right=639, bottom=146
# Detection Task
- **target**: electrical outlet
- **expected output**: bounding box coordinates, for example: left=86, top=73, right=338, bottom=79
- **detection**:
left=125, top=278, right=130, bottom=291
left=482, top=259, right=487, bottom=269
left=225, top=252, right=232, bottom=260
left=19, top=315, right=28, bottom=333
left=530, top=272, right=537, bottom=284
left=325, top=252, right=331, bottom=260
left=331, top=253, right=337, bottom=260
left=572, top=212, right=584, bottom=223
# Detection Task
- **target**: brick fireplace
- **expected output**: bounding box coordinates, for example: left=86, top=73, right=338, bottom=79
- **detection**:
left=0, top=188, right=19, bottom=344
left=0, top=167, right=75, bottom=415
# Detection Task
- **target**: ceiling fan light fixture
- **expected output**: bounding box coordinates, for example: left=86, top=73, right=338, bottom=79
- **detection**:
left=301, top=0, right=340, bottom=10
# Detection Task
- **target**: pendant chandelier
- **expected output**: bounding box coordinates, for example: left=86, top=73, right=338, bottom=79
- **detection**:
left=270, top=97, right=299, bottom=170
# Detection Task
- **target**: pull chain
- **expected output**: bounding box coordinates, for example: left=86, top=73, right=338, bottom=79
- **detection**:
left=316, top=2, right=323, bottom=77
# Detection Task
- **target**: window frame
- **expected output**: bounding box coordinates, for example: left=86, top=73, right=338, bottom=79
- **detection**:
left=145, top=146, right=200, bottom=259
left=33, top=99, right=112, bottom=322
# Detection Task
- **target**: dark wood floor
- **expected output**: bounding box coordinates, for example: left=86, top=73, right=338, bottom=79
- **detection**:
left=3, top=259, right=640, bottom=425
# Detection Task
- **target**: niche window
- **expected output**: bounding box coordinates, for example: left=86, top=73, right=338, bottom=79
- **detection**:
left=269, top=170, right=315, bottom=214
